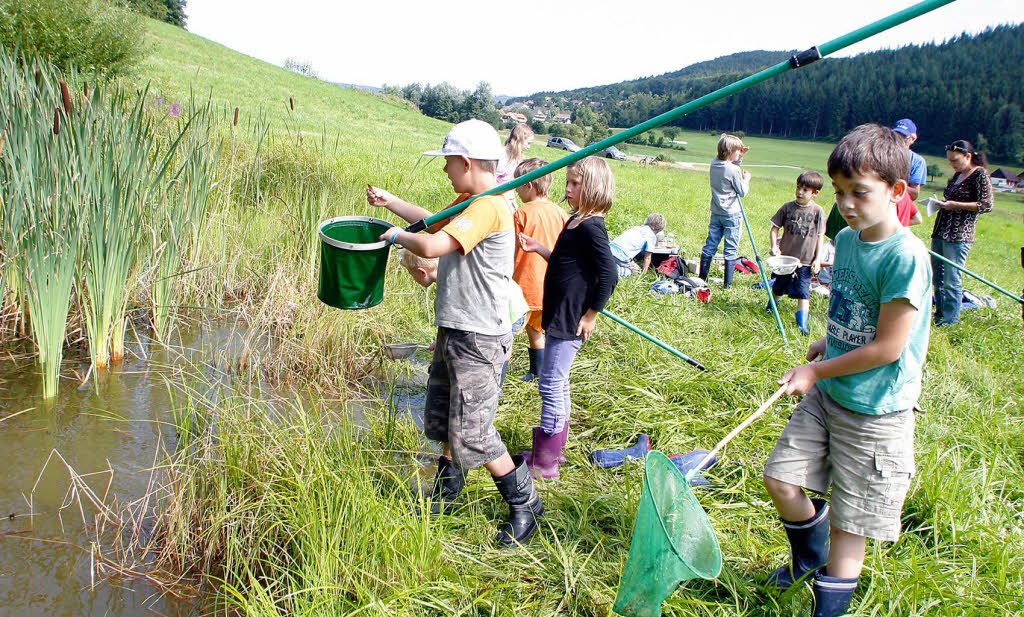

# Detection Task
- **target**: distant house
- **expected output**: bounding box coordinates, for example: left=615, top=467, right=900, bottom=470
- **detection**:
left=532, top=112, right=547, bottom=122
left=552, top=113, right=572, bottom=124
left=502, top=112, right=528, bottom=124
left=991, top=168, right=1021, bottom=190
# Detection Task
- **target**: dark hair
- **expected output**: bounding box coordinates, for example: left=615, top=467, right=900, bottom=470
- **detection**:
left=827, top=123, right=909, bottom=186
left=796, top=170, right=824, bottom=191
left=945, top=140, right=989, bottom=169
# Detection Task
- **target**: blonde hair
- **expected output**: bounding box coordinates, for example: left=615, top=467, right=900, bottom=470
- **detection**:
left=514, top=157, right=552, bottom=195
left=717, top=133, right=745, bottom=160
left=567, top=157, right=615, bottom=217
left=504, top=123, right=534, bottom=166
left=398, top=248, right=438, bottom=272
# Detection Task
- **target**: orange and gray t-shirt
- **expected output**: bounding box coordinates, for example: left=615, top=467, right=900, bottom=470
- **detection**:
left=434, top=194, right=515, bottom=336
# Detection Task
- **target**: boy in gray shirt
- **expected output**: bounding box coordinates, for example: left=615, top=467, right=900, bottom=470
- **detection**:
left=769, top=171, right=827, bottom=335
left=699, top=134, right=751, bottom=288
left=369, top=120, right=542, bottom=548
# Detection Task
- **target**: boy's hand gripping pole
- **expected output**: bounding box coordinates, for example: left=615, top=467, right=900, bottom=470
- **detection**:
left=401, top=0, right=957, bottom=234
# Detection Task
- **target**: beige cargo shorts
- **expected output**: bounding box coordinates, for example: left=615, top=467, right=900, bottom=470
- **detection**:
left=764, top=385, right=916, bottom=542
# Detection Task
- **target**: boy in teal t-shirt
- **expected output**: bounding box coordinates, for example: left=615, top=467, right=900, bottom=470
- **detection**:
left=762, top=124, right=931, bottom=617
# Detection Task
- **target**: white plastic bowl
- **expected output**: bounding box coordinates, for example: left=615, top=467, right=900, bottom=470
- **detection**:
left=766, top=255, right=801, bottom=275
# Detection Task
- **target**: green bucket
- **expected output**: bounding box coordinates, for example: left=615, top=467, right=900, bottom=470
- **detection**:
left=317, top=216, right=392, bottom=310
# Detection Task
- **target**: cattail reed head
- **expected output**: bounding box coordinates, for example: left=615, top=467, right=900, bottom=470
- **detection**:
left=233, top=106, right=239, bottom=126
left=53, top=108, right=60, bottom=135
left=289, top=97, right=294, bottom=111
left=83, top=80, right=89, bottom=98
left=0, top=130, right=7, bottom=157
left=35, top=69, right=41, bottom=88
left=60, top=80, right=72, bottom=115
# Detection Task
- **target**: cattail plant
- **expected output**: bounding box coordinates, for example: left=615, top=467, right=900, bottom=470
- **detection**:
left=289, top=96, right=294, bottom=112
left=150, top=104, right=218, bottom=340
left=60, top=80, right=72, bottom=115
left=233, top=106, right=239, bottom=126
left=0, top=55, right=82, bottom=398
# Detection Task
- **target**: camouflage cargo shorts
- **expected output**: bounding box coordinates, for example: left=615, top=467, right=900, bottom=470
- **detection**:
left=423, top=327, right=512, bottom=470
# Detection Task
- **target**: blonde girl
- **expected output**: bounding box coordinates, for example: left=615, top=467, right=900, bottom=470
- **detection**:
left=517, top=157, right=618, bottom=479
left=496, top=123, right=535, bottom=186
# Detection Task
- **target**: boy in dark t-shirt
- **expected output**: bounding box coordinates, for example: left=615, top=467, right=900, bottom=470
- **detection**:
left=769, top=171, right=827, bottom=335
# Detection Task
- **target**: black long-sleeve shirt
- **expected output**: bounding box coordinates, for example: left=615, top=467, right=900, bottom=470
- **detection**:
left=542, top=215, right=619, bottom=339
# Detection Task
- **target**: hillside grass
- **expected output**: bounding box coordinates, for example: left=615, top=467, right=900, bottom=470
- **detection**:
left=130, top=18, right=1024, bottom=617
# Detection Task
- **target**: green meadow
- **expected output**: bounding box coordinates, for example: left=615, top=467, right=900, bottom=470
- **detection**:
left=30, top=18, right=1024, bottom=616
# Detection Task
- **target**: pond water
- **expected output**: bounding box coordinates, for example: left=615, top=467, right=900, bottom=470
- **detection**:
left=0, top=325, right=428, bottom=617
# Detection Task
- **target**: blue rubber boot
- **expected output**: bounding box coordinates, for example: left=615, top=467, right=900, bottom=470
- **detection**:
left=796, top=310, right=810, bottom=335
left=767, top=498, right=830, bottom=590
left=591, top=434, right=650, bottom=468
left=811, top=574, right=858, bottom=617
left=723, top=259, right=736, bottom=288
left=520, top=348, right=544, bottom=383
left=698, top=255, right=712, bottom=282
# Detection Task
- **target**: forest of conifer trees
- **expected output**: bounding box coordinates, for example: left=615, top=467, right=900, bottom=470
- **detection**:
left=529, top=25, right=1024, bottom=164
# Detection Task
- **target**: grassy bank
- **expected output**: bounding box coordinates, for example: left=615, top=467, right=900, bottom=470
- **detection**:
left=28, top=17, right=1024, bottom=617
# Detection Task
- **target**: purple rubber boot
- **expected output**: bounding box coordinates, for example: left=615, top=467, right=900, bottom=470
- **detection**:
left=522, top=427, right=562, bottom=480
left=523, top=423, right=568, bottom=466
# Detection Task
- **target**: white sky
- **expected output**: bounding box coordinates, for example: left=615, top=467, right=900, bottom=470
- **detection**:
left=185, top=0, right=1023, bottom=96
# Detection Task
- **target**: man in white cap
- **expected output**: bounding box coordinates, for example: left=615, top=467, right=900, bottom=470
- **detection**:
left=366, top=119, right=542, bottom=548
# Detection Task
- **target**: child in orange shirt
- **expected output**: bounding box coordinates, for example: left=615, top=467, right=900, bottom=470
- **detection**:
left=512, top=158, right=568, bottom=382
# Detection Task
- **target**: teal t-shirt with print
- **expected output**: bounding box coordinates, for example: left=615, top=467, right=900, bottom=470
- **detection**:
left=819, top=226, right=931, bottom=415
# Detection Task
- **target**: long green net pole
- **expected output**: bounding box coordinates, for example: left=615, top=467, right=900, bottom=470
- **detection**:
left=601, top=309, right=707, bottom=370
left=929, top=250, right=1024, bottom=305
left=738, top=204, right=788, bottom=344
left=404, top=0, right=957, bottom=233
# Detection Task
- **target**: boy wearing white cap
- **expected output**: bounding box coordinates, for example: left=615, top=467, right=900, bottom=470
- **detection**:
left=367, top=119, right=542, bottom=547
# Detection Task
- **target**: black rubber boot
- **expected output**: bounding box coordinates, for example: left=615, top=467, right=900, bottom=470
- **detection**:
left=419, top=455, right=466, bottom=515
left=520, top=347, right=544, bottom=383
left=811, top=573, right=858, bottom=617
left=698, top=254, right=712, bottom=282
left=767, top=498, right=830, bottom=590
left=493, top=455, right=544, bottom=547
left=723, top=259, right=736, bottom=288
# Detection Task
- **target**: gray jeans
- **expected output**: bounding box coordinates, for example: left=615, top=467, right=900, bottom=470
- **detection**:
left=537, top=334, right=584, bottom=435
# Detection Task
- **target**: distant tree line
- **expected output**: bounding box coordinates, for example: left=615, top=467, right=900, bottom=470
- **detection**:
left=526, top=25, right=1024, bottom=164
left=127, top=0, right=186, bottom=27
left=386, top=82, right=501, bottom=127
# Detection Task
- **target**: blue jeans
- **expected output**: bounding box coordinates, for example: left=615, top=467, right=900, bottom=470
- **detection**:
left=537, top=335, right=584, bottom=435
left=931, top=237, right=972, bottom=326
left=701, top=213, right=743, bottom=261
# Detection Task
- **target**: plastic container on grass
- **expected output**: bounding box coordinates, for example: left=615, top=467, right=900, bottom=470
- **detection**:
left=318, top=216, right=392, bottom=310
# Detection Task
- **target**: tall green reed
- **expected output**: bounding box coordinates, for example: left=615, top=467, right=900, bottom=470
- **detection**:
left=0, top=52, right=82, bottom=397
left=0, top=45, right=222, bottom=393
left=150, top=103, right=218, bottom=341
